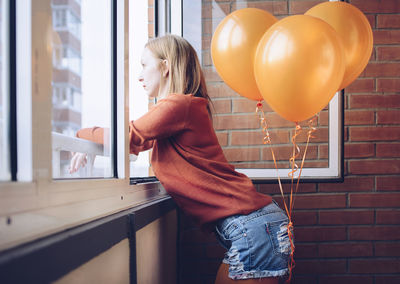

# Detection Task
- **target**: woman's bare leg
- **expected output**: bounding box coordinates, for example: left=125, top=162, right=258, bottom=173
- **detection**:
left=214, top=263, right=279, bottom=284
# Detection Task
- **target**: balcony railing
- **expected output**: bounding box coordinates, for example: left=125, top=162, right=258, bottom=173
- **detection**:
left=52, top=131, right=105, bottom=178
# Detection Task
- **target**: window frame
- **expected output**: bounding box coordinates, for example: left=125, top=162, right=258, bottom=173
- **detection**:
left=0, top=0, right=167, bottom=252
left=181, top=0, right=344, bottom=183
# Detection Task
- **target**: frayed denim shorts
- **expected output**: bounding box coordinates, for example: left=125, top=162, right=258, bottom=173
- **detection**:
left=215, top=201, right=293, bottom=280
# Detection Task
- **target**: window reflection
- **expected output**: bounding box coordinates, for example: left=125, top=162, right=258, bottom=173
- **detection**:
left=51, top=0, right=112, bottom=178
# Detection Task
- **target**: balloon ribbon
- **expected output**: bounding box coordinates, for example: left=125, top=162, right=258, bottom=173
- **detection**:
left=256, top=101, right=317, bottom=283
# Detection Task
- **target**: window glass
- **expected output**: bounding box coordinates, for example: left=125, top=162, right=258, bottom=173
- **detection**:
left=51, top=0, right=113, bottom=178
left=129, top=0, right=153, bottom=178
left=0, top=0, right=10, bottom=181
left=183, top=0, right=341, bottom=180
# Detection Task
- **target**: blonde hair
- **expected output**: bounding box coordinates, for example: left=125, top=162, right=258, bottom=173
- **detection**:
left=145, top=34, right=212, bottom=115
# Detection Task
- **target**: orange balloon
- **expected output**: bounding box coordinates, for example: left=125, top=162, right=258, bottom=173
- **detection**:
left=254, top=15, right=345, bottom=122
left=305, top=1, right=373, bottom=90
left=211, top=8, right=277, bottom=101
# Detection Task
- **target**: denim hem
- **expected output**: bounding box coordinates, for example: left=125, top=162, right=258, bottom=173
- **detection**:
left=229, top=268, right=289, bottom=280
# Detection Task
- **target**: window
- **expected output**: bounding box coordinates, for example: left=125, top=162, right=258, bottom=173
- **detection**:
left=129, top=0, right=181, bottom=180
left=0, top=0, right=10, bottom=181
left=183, top=0, right=343, bottom=181
left=50, top=0, right=113, bottom=178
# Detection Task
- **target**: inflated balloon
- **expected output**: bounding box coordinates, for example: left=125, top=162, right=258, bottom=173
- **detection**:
left=254, top=15, right=345, bottom=122
left=211, top=8, right=277, bottom=101
left=305, top=1, right=373, bottom=90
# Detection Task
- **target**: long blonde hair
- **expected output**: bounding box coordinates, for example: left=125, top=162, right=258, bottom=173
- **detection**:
left=145, top=34, right=212, bottom=115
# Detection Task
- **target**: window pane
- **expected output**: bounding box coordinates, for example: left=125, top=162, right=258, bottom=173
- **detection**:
left=0, top=0, right=10, bottom=180
left=51, top=0, right=113, bottom=178
left=183, top=0, right=340, bottom=180
left=129, top=0, right=153, bottom=178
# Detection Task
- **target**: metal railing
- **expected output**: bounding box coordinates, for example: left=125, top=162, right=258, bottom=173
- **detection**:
left=52, top=132, right=106, bottom=178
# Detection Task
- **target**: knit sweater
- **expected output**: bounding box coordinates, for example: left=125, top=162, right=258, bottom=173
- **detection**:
left=77, top=94, right=271, bottom=231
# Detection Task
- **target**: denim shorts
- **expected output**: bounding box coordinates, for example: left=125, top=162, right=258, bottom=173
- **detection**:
left=215, top=201, right=293, bottom=280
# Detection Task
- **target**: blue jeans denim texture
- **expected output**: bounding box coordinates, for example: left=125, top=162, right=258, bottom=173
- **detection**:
left=215, top=201, right=292, bottom=280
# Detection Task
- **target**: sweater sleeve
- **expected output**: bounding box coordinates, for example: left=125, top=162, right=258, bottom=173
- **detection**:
left=129, top=95, right=189, bottom=154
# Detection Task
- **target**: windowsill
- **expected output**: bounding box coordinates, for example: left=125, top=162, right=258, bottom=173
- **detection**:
left=0, top=181, right=166, bottom=251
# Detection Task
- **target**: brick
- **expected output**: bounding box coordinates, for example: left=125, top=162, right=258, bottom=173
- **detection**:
left=377, top=78, right=400, bottom=92
left=375, top=242, right=400, bottom=256
left=345, top=78, right=375, bottom=93
left=292, top=194, right=346, bottom=209
left=202, top=50, right=212, bottom=66
left=319, top=242, right=373, bottom=258
left=376, top=143, right=400, bottom=157
left=289, top=0, right=325, bottom=14
left=377, top=46, right=400, bottom=61
left=349, top=94, right=400, bottom=109
left=246, top=1, right=288, bottom=15
left=365, top=14, right=376, bottom=29
left=362, top=62, right=400, bottom=77
left=349, top=226, right=400, bottom=241
left=207, top=83, right=239, bottom=98
left=262, top=145, right=318, bottom=161
left=265, top=112, right=296, bottom=128
left=319, top=210, right=374, bottom=225
left=232, top=98, right=272, bottom=113
left=345, top=110, right=375, bottom=125
left=351, top=0, right=400, bottom=13
left=294, top=226, right=346, bottom=242
left=294, top=243, right=318, bottom=258
left=345, top=143, right=375, bottom=158
left=203, top=67, right=222, bottom=83
left=258, top=183, right=316, bottom=195
left=215, top=131, right=227, bottom=146
left=319, top=110, right=329, bottom=126
left=231, top=130, right=290, bottom=145
left=211, top=99, right=231, bottom=114
left=378, top=14, right=400, bottom=28
left=148, top=7, right=154, bottom=22
left=213, top=114, right=259, bottom=130
left=376, top=176, right=400, bottom=191
left=376, top=276, right=400, bottom=284
left=377, top=110, right=400, bottom=125
left=349, top=160, right=400, bottom=174
left=295, top=127, right=329, bottom=143
left=376, top=210, right=400, bottom=224
left=223, top=147, right=260, bottom=162
left=319, top=276, right=373, bottom=284
left=349, top=126, right=400, bottom=141
left=294, top=259, right=346, bottom=274
left=350, top=193, right=400, bottom=207
left=349, top=259, right=400, bottom=274
left=292, top=211, right=317, bottom=226
left=373, top=30, right=400, bottom=45
left=319, top=176, right=374, bottom=192
left=319, top=144, right=328, bottom=159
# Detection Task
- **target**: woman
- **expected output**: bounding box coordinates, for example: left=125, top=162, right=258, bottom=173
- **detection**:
left=71, top=34, right=292, bottom=283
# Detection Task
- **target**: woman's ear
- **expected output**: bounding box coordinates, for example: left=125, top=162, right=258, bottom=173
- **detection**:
left=161, top=59, right=169, bottom=77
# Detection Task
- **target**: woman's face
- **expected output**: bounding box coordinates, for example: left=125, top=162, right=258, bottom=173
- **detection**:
left=138, top=47, right=162, bottom=98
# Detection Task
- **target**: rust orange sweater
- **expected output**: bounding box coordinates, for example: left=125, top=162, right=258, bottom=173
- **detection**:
left=77, top=94, right=271, bottom=231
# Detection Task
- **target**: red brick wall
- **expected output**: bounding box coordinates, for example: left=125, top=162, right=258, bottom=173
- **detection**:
left=179, top=1, right=400, bottom=283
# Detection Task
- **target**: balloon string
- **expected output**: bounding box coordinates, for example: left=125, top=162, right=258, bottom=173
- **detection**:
left=255, top=101, right=295, bottom=283
left=290, top=115, right=318, bottom=215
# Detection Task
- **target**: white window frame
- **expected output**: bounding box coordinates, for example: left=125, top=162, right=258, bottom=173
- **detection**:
left=0, top=0, right=166, bottom=252
left=181, top=0, right=343, bottom=182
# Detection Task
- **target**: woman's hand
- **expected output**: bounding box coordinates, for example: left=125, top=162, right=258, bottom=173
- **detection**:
left=69, top=152, right=88, bottom=174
